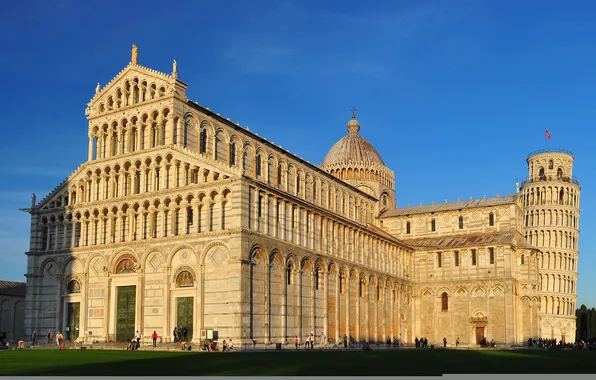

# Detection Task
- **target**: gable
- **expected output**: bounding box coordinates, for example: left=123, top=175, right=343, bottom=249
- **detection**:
left=86, top=63, right=186, bottom=118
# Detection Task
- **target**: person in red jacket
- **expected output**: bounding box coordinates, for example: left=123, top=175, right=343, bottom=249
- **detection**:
left=152, top=331, right=158, bottom=347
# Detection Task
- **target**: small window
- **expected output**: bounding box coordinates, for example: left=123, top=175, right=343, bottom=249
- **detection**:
left=557, top=168, right=563, bottom=179
left=314, top=270, right=319, bottom=290
left=454, top=251, right=459, bottom=267
left=441, top=292, right=448, bottom=311
left=406, top=221, right=411, bottom=234
left=359, top=281, right=364, bottom=298
left=471, top=249, right=477, bottom=265
left=287, top=266, right=293, bottom=285
left=458, top=216, right=464, bottom=229
left=549, top=160, right=554, bottom=169
left=437, top=252, right=442, bottom=268
left=521, top=255, right=525, bottom=265
left=489, top=212, right=495, bottom=227
left=339, top=277, right=344, bottom=293
left=539, top=167, right=545, bottom=179
left=255, top=154, right=262, bottom=177
left=489, top=247, right=495, bottom=264
left=431, top=219, right=436, bottom=232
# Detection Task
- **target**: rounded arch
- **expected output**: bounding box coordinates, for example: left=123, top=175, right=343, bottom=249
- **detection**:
left=108, top=247, right=140, bottom=270
left=201, top=241, right=231, bottom=265
left=171, top=265, right=198, bottom=286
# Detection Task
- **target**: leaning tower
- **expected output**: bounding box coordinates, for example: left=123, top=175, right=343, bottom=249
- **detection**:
left=521, top=149, right=580, bottom=342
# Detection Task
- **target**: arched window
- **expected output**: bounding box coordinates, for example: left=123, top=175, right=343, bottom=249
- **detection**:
left=67, top=280, right=81, bottom=294
left=229, top=141, right=236, bottom=167
left=539, top=167, right=545, bottom=179
left=441, top=292, right=448, bottom=311
left=199, top=129, right=207, bottom=154
left=521, top=255, right=525, bottom=265
left=549, top=160, right=554, bottom=169
left=255, top=154, right=262, bottom=177
left=115, top=258, right=135, bottom=274
left=489, top=212, right=495, bottom=226
left=176, top=270, right=194, bottom=287
left=557, top=168, right=563, bottom=179
left=406, top=221, right=411, bottom=234
left=286, top=264, right=293, bottom=285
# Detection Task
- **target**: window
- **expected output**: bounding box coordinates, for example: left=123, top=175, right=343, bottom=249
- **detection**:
left=431, top=219, right=436, bottom=232
left=539, top=167, right=545, bottom=179
left=229, top=141, right=236, bottom=166
left=458, top=216, right=464, bottom=229
left=339, top=277, right=344, bottom=294
left=314, top=270, right=319, bottom=290
left=286, top=266, right=293, bottom=285
left=406, top=221, right=411, bottom=234
left=521, top=254, right=525, bottom=265
left=454, top=251, right=459, bottom=267
left=489, top=212, right=495, bottom=226
left=489, top=247, right=494, bottom=264
left=557, top=168, right=563, bottom=179
left=359, top=281, right=364, bottom=298
left=437, top=252, right=442, bottom=268
left=199, top=129, right=207, bottom=154
left=549, top=160, right=554, bottom=169
left=255, top=154, right=262, bottom=177
left=441, top=292, right=448, bottom=311
left=471, top=249, right=477, bottom=265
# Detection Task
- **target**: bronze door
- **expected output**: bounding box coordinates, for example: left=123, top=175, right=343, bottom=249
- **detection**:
left=66, top=303, right=80, bottom=341
left=116, top=286, right=136, bottom=342
left=176, top=297, right=194, bottom=341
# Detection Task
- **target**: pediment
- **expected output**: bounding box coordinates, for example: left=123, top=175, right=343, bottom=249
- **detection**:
left=86, top=63, right=185, bottom=117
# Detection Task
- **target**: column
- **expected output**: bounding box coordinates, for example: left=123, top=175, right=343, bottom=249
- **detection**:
left=167, top=114, right=175, bottom=145
left=88, top=136, right=94, bottom=161
left=176, top=117, right=183, bottom=146
left=54, top=223, right=60, bottom=250
left=62, top=221, right=69, bottom=248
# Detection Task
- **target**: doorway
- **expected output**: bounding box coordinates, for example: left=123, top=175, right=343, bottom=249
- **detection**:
left=176, top=297, right=194, bottom=341
left=475, top=326, right=485, bottom=344
left=116, top=286, right=136, bottom=342
left=66, top=303, right=80, bottom=341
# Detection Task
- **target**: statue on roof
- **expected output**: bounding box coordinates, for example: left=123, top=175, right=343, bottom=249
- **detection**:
left=173, top=59, right=177, bottom=74
left=31, top=193, right=36, bottom=208
left=131, top=44, right=138, bottom=64
left=95, top=82, right=100, bottom=94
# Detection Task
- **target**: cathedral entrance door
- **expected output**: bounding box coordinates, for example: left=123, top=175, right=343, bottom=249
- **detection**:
left=475, top=326, right=484, bottom=344
left=176, top=297, right=194, bottom=341
left=116, top=286, right=136, bottom=342
left=66, top=302, right=80, bottom=342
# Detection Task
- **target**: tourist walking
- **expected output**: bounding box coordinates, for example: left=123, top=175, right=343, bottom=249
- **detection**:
left=295, top=336, right=299, bottom=349
left=31, top=330, right=37, bottom=346
left=173, top=327, right=178, bottom=342
left=443, top=337, right=447, bottom=348
left=47, top=330, right=53, bottom=345
left=183, top=327, right=188, bottom=341
left=456, top=337, right=460, bottom=347
left=152, top=331, right=158, bottom=347
left=56, top=331, right=63, bottom=349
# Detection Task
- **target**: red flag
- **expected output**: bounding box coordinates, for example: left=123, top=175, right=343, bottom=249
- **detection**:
left=546, top=129, right=551, bottom=139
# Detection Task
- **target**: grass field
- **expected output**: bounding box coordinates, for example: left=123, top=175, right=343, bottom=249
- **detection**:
left=1, top=349, right=595, bottom=376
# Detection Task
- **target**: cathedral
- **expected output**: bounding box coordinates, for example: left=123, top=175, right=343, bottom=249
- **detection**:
left=22, top=47, right=580, bottom=346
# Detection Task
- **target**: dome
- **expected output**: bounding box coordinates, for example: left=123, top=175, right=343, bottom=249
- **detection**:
left=321, top=115, right=385, bottom=167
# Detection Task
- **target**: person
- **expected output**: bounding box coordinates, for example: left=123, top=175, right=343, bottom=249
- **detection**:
left=443, top=337, right=447, bottom=348
left=415, top=337, right=419, bottom=348
left=32, top=330, right=37, bottom=346
left=456, top=337, right=460, bottom=347
left=56, top=331, right=63, bottom=349
left=183, top=327, right=188, bottom=342
left=222, top=339, right=228, bottom=352
left=152, top=331, right=158, bottom=347
left=173, top=327, right=178, bottom=342
left=228, top=339, right=234, bottom=351
left=295, top=336, right=299, bottom=349
left=136, top=331, right=141, bottom=345
left=47, top=330, right=53, bottom=345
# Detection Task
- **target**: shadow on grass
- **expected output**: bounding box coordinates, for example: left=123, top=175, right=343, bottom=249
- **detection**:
left=1, top=349, right=595, bottom=376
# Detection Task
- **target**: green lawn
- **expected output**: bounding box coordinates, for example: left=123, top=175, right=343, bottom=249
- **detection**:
left=0, top=349, right=595, bottom=376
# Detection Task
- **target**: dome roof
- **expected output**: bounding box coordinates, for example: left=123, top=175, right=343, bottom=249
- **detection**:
left=322, top=115, right=385, bottom=167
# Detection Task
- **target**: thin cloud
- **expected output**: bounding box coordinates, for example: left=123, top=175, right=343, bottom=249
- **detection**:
left=222, top=1, right=467, bottom=77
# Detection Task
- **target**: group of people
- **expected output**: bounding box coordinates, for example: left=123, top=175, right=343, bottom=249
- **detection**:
left=127, top=331, right=142, bottom=351
left=172, top=327, right=189, bottom=342
left=294, top=333, right=323, bottom=349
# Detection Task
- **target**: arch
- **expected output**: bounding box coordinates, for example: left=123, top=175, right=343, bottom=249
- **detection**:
left=67, top=279, right=81, bottom=293
left=173, top=268, right=196, bottom=287
left=441, top=292, right=448, bottom=311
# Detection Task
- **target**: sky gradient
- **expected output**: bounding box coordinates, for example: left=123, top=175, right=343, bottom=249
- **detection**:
left=0, top=0, right=595, bottom=306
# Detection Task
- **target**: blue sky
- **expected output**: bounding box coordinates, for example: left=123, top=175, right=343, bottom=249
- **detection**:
left=0, top=0, right=595, bottom=306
